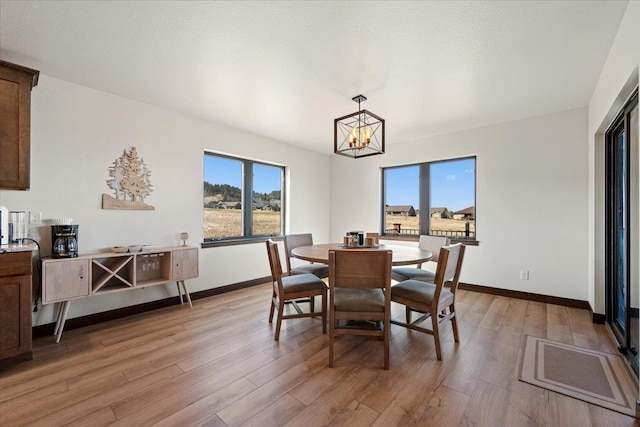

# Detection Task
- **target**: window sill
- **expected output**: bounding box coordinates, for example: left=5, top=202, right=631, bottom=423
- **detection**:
left=380, top=234, right=479, bottom=246
left=202, top=236, right=283, bottom=248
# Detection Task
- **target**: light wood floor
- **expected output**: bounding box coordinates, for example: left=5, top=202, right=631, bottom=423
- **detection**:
left=1, top=284, right=638, bottom=427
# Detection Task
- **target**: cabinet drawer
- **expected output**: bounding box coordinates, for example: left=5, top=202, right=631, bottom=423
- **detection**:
left=0, top=252, right=32, bottom=277
left=43, top=259, right=90, bottom=303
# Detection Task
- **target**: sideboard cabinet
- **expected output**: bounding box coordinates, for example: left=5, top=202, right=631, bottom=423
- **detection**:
left=41, top=246, right=198, bottom=341
left=0, top=251, right=33, bottom=367
left=0, top=60, right=39, bottom=190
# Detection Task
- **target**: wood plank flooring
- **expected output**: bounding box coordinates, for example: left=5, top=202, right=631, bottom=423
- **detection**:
left=0, top=284, right=638, bottom=426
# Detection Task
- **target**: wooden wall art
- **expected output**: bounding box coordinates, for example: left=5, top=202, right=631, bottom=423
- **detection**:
left=102, top=147, right=155, bottom=210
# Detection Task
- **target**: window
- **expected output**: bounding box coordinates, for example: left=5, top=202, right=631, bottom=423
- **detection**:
left=204, top=152, right=284, bottom=241
left=382, top=157, right=476, bottom=240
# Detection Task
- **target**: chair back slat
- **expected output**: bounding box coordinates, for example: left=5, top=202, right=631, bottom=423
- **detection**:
left=418, top=235, right=450, bottom=263
left=432, top=243, right=465, bottom=306
left=445, top=244, right=465, bottom=294
left=283, top=233, right=314, bottom=272
left=266, top=239, right=285, bottom=298
left=329, top=249, right=392, bottom=290
left=443, top=245, right=462, bottom=283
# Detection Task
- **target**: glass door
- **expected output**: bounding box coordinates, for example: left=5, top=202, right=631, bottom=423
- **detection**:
left=606, top=90, right=638, bottom=374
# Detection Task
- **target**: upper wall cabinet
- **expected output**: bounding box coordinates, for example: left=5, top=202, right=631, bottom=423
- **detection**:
left=0, top=60, right=39, bottom=190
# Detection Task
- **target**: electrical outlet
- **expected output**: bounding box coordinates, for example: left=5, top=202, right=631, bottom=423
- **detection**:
left=520, top=270, right=529, bottom=280
left=30, top=211, right=42, bottom=224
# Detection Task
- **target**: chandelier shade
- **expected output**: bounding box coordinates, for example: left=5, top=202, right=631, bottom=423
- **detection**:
left=334, top=95, right=385, bottom=159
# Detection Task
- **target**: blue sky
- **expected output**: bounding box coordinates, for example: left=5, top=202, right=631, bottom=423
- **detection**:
left=385, top=158, right=475, bottom=212
left=204, top=156, right=281, bottom=193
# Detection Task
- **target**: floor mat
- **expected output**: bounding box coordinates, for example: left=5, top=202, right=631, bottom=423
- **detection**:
left=519, top=335, right=637, bottom=417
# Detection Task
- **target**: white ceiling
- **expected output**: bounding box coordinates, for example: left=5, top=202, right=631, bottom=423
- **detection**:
left=0, top=1, right=629, bottom=154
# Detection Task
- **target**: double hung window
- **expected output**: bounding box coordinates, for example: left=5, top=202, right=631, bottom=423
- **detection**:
left=203, top=152, right=284, bottom=242
left=382, top=157, right=476, bottom=241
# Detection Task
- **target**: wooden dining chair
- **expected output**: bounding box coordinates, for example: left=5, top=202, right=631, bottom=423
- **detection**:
left=391, top=235, right=450, bottom=282
left=390, top=243, right=465, bottom=360
left=328, top=248, right=392, bottom=370
left=283, top=233, right=329, bottom=278
left=266, top=239, right=327, bottom=340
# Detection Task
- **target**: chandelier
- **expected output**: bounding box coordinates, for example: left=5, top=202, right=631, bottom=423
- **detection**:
left=334, top=95, right=385, bottom=159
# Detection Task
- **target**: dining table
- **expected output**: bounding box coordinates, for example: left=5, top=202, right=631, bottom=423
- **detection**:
left=291, top=243, right=433, bottom=266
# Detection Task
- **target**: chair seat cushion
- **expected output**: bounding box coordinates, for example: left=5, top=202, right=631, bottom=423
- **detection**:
left=391, top=267, right=435, bottom=283
left=391, top=280, right=454, bottom=307
left=334, top=288, right=385, bottom=312
left=282, top=273, right=327, bottom=294
left=291, top=263, right=329, bottom=278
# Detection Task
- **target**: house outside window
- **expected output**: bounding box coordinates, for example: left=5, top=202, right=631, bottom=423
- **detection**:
left=203, top=152, right=284, bottom=241
left=382, top=157, right=476, bottom=241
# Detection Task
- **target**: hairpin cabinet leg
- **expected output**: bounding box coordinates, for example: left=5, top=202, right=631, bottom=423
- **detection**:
left=176, top=282, right=184, bottom=304
left=179, top=281, right=192, bottom=308
left=55, top=300, right=71, bottom=343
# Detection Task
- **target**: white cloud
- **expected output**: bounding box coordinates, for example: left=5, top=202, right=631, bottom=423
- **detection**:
left=446, top=175, right=456, bottom=181
left=465, top=168, right=474, bottom=174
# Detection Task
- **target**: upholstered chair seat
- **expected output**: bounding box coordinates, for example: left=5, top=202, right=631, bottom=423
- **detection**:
left=290, top=263, right=329, bottom=278
left=391, top=268, right=435, bottom=283
left=391, top=280, right=454, bottom=309
left=282, top=273, right=328, bottom=293
left=334, top=288, right=385, bottom=312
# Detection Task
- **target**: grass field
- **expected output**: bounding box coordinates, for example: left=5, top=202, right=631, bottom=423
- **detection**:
left=385, top=215, right=475, bottom=236
left=204, top=208, right=474, bottom=239
left=204, top=208, right=281, bottom=238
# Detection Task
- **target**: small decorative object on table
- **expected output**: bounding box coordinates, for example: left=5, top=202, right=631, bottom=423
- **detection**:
left=341, top=231, right=378, bottom=248
left=350, top=231, right=364, bottom=245
left=180, top=232, right=189, bottom=246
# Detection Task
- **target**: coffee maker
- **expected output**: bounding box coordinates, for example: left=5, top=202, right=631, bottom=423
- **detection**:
left=51, top=225, right=78, bottom=258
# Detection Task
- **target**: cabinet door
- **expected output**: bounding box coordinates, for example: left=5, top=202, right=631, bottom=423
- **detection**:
left=43, top=259, right=90, bottom=303
left=0, top=275, right=31, bottom=359
left=0, top=62, right=38, bottom=190
left=172, top=248, right=198, bottom=281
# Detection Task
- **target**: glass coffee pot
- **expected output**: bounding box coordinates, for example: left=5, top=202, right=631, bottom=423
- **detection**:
left=51, top=225, right=79, bottom=258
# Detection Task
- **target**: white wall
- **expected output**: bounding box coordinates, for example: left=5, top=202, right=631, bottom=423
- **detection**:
left=330, top=108, right=589, bottom=301
left=588, top=1, right=640, bottom=314
left=0, top=75, right=331, bottom=326
left=5, top=2, right=637, bottom=327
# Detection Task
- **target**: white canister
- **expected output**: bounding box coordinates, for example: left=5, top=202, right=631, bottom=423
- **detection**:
left=0, top=206, right=8, bottom=245
left=9, top=211, right=28, bottom=242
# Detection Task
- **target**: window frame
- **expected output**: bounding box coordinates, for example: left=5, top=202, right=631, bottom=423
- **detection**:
left=381, top=156, right=478, bottom=244
left=203, top=151, right=285, bottom=247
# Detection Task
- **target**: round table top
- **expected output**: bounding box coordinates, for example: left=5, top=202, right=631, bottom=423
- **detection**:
left=291, top=243, right=433, bottom=266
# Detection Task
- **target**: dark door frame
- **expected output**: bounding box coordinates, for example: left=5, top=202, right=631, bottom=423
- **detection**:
left=605, top=89, right=638, bottom=373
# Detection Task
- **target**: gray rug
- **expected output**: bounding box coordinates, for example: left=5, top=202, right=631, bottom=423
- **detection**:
left=519, top=335, right=636, bottom=416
